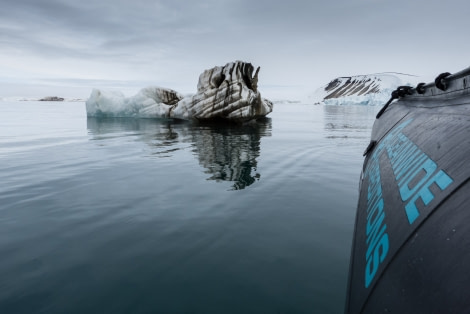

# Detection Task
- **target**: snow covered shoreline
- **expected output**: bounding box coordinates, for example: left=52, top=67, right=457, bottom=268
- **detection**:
left=309, top=72, right=421, bottom=106
left=1, top=72, right=423, bottom=108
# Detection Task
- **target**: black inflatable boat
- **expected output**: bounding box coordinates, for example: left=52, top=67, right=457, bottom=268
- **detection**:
left=346, top=67, right=470, bottom=313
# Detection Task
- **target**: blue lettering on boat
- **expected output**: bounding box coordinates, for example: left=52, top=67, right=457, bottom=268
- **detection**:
left=363, top=119, right=454, bottom=288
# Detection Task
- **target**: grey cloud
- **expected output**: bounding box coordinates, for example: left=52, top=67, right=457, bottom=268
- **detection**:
left=1, top=0, right=469, bottom=97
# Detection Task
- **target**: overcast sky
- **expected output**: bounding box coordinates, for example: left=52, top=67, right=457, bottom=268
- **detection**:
left=1, top=0, right=469, bottom=98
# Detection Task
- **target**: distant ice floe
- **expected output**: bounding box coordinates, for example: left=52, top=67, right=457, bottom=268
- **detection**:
left=86, top=61, right=273, bottom=123
left=0, top=97, right=84, bottom=102
left=309, top=73, right=421, bottom=106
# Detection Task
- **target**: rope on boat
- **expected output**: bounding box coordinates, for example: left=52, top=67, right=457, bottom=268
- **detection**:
left=376, top=86, right=413, bottom=118
left=416, top=82, right=426, bottom=94
left=434, top=72, right=452, bottom=91
left=376, top=71, right=456, bottom=119
left=367, top=68, right=469, bottom=157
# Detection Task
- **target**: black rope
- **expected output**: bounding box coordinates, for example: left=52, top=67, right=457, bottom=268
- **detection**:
left=397, top=86, right=413, bottom=97
left=434, top=72, right=452, bottom=91
left=363, top=140, right=377, bottom=157
left=416, top=82, right=426, bottom=94
left=376, top=86, right=413, bottom=119
left=375, top=92, right=398, bottom=119
left=375, top=70, right=456, bottom=120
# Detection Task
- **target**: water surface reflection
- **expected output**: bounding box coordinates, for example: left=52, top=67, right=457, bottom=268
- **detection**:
left=87, top=118, right=272, bottom=190
left=323, top=105, right=377, bottom=140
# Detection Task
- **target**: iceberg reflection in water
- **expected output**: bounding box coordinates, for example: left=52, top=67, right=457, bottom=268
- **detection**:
left=86, top=117, right=272, bottom=190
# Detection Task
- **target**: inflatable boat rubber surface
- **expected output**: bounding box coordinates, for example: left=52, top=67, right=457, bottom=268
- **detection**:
left=346, top=67, right=470, bottom=313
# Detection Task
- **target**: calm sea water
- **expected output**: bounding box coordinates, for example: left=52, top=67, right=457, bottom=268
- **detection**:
left=0, top=100, right=377, bottom=313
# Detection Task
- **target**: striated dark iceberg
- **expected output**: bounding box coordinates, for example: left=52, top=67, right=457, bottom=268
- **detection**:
left=86, top=61, right=273, bottom=123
